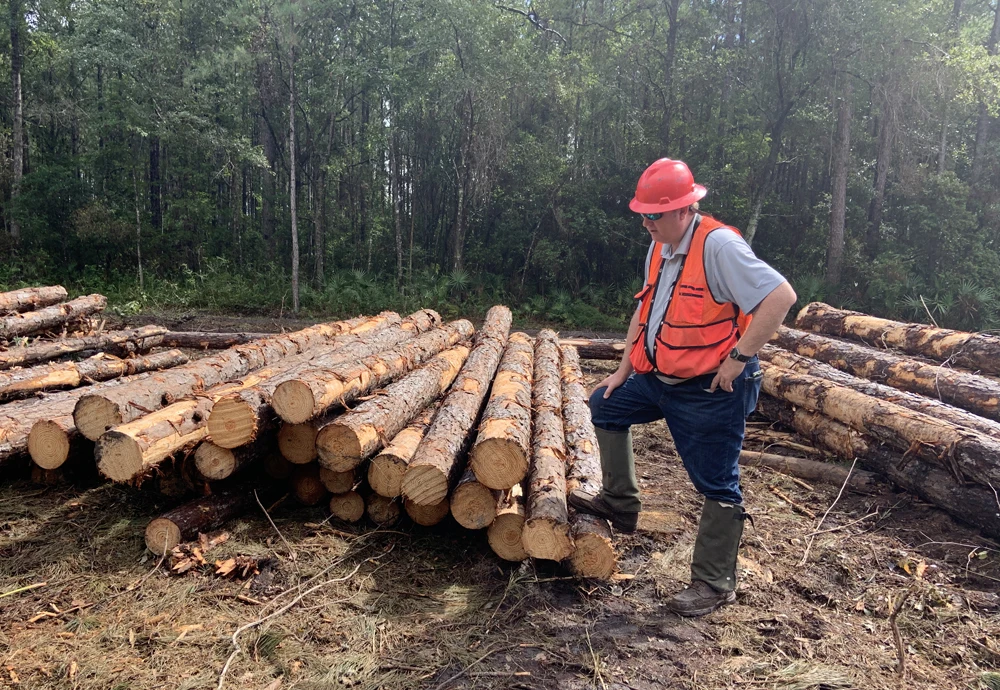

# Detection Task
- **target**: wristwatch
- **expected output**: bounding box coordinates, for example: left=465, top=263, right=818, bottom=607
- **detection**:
left=728, top=346, right=751, bottom=363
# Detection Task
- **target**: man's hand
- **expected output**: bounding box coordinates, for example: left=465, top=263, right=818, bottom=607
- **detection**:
left=709, top=357, right=745, bottom=393
left=594, top=367, right=631, bottom=399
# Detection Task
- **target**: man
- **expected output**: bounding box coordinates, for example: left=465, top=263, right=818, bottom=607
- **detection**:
left=569, top=158, right=797, bottom=616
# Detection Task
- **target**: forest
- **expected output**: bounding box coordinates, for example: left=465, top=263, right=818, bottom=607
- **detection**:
left=2, top=0, right=999, bottom=331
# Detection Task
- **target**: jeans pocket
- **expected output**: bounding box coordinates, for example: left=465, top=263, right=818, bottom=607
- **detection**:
left=743, top=361, right=762, bottom=417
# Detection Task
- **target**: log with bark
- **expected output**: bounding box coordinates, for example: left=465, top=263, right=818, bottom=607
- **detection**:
left=760, top=361, right=1000, bottom=490
left=0, top=285, right=68, bottom=313
left=73, top=312, right=399, bottom=441
left=270, top=311, right=457, bottom=424
left=291, top=464, right=328, bottom=505
left=738, top=449, right=882, bottom=493
left=468, top=332, right=533, bottom=490
left=0, top=325, right=167, bottom=370
left=756, top=396, right=1000, bottom=540
left=402, top=306, right=512, bottom=506
left=450, top=468, right=500, bottom=529
left=0, top=349, right=188, bottom=401
left=404, top=497, right=450, bottom=526
left=194, top=436, right=274, bottom=481
left=144, top=489, right=253, bottom=554
left=161, top=331, right=270, bottom=349
left=211, top=315, right=464, bottom=448
left=558, top=338, right=626, bottom=361
left=795, top=301, right=1000, bottom=375
left=315, top=345, right=472, bottom=472
left=329, top=491, right=365, bottom=522
left=759, top=344, right=1000, bottom=438
left=366, top=494, right=401, bottom=526
left=367, top=402, right=441, bottom=498
left=522, top=330, right=573, bottom=562
left=0, top=294, right=107, bottom=340
left=487, top=484, right=528, bottom=562
left=772, top=326, right=1000, bottom=423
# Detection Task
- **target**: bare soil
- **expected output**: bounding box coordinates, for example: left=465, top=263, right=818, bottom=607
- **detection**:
left=1, top=359, right=999, bottom=690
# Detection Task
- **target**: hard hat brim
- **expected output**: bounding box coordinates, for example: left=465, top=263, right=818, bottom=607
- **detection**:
left=629, top=184, right=707, bottom=214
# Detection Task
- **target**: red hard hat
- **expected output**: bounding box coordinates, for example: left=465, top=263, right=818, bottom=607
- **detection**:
left=629, top=158, right=707, bottom=214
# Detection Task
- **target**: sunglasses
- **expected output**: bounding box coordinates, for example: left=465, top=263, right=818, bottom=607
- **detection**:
left=641, top=212, right=664, bottom=221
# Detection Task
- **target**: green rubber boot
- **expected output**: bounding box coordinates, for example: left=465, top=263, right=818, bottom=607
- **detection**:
left=567, top=427, right=640, bottom=532
left=667, top=500, right=746, bottom=616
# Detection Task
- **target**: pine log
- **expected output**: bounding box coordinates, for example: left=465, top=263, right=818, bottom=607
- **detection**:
left=320, top=468, right=355, bottom=494
left=212, top=315, right=462, bottom=447
left=96, top=397, right=214, bottom=482
left=756, top=396, right=1000, bottom=540
left=290, top=463, right=328, bottom=505
left=315, top=345, right=472, bottom=472
left=0, top=325, right=167, bottom=370
left=558, top=338, right=626, bottom=361
left=271, top=312, right=460, bottom=424
left=0, top=285, right=68, bottom=313
left=263, top=453, right=293, bottom=480
left=144, top=490, right=252, bottom=554
left=368, top=401, right=441, bottom=497
left=568, top=514, right=616, bottom=579
left=759, top=344, right=1000, bottom=438
left=522, top=330, right=573, bottom=562
left=154, top=456, right=205, bottom=499
left=194, top=436, right=274, bottom=481
left=450, top=468, right=501, bottom=529
left=403, top=306, right=512, bottom=505
left=760, top=361, right=1000, bottom=490
left=74, top=312, right=399, bottom=441
left=795, top=301, right=1000, bottom=375
left=328, top=491, right=365, bottom=522
left=737, top=449, right=882, bottom=493
left=561, top=345, right=601, bottom=496
left=404, top=497, right=450, bottom=526
left=0, top=294, right=107, bottom=340
left=1, top=349, right=188, bottom=401
left=161, top=331, right=269, bottom=349
left=28, top=415, right=87, bottom=470
left=366, top=494, right=401, bottom=526
left=469, top=332, right=533, bottom=490
left=772, top=326, right=1000, bottom=422
left=488, top=484, right=527, bottom=562
left=278, top=420, right=319, bottom=464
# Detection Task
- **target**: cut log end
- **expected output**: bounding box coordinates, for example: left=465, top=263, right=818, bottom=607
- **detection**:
left=404, top=497, right=450, bottom=526
left=145, top=518, right=182, bottom=555
left=451, top=481, right=497, bottom=530
left=488, top=512, right=528, bottom=561
left=470, top=438, right=529, bottom=490
left=316, top=424, right=371, bottom=472
left=319, top=468, right=355, bottom=494
left=95, top=432, right=145, bottom=482
left=27, top=420, right=71, bottom=470
left=401, top=464, right=448, bottom=506
left=328, top=491, right=365, bottom=522
left=75, top=396, right=123, bottom=441
left=193, top=443, right=237, bottom=481
left=367, top=495, right=401, bottom=526
left=207, top=397, right=257, bottom=449
left=272, top=380, right=317, bottom=424
left=522, top=518, right=574, bottom=562
left=290, top=465, right=328, bottom=505
left=278, top=422, right=318, bottom=464
left=368, top=453, right=408, bottom=498
left=568, top=516, right=616, bottom=579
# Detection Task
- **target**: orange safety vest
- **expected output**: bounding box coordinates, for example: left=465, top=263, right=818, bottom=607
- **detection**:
left=629, top=215, right=753, bottom=379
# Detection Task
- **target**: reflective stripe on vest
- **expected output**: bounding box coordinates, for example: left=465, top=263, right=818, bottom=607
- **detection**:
left=628, top=216, right=753, bottom=379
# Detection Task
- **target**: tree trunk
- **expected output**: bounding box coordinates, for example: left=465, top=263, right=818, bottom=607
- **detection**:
left=315, top=345, right=471, bottom=472
left=522, top=330, right=573, bottom=562
left=150, top=136, right=162, bottom=231
left=368, top=401, right=442, bottom=498
left=759, top=361, right=1000, bottom=490
left=0, top=349, right=187, bottom=402
left=144, top=490, right=253, bottom=554
left=161, top=331, right=269, bottom=349
left=10, top=0, right=24, bottom=245
left=289, top=34, right=300, bottom=313
left=795, top=302, right=1000, bottom=375
left=868, top=88, right=895, bottom=256
left=469, top=332, right=533, bottom=490
left=773, top=326, right=1000, bottom=422
left=558, top=338, right=626, bottom=361
left=402, top=306, right=512, bottom=506
left=487, top=484, right=527, bottom=562
left=971, top=0, right=999, bottom=182
left=0, top=286, right=67, bottom=313
left=756, top=396, right=1000, bottom=540
left=738, top=447, right=881, bottom=493
left=825, top=80, right=852, bottom=287
left=0, top=295, right=107, bottom=341
left=0, top=326, right=166, bottom=370
left=758, top=344, right=1000, bottom=438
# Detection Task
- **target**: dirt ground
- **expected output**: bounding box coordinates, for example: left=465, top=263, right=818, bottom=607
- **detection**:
left=2, top=359, right=1000, bottom=690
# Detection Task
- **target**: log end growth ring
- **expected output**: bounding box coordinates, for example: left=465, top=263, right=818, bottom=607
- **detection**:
left=522, top=518, right=574, bottom=562
left=272, top=380, right=316, bottom=424
left=470, top=439, right=528, bottom=490
left=277, top=423, right=318, bottom=464
left=96, top=432, right=145, bottom=482
left=488, top=513, right=527, bottom=562
left=207, top=397, right=256, bottom=449
left=27, top=420, right=71, bottom=470
left=193, top=442, right=236, bottom=481
left=144, top=518, right=181, bottom=555
left=315, top=424, right=367, bottom=472
left=401, top=464, right=448, bottom=506
left=368, top=454, right=407, bottom=497
left=404, top=497, right=450, bottom=526
left=568, top=533, right=616, bottom=580
left=75, top=396, right=123, bottom=441
left=328, top=491, right=365, bottom=522
left=451, top=482, right=497, bottom=530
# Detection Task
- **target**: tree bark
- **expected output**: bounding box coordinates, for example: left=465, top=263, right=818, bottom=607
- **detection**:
left=825, top=79, right=852, bottom=287
left=469, top=332, right=533, bottom=490
left=738, top=448, right=882, bottom=493
left=773, top=326, right=1000, bottom=422
left=756, top=396, right=1000, bottom=540
left=9, top=0, right=24, bottom=245
left=144, top=490, right=252, bottom=554
left=558, top=338, right=626, bottom=361
left=0, top=295, right=107, bottom=341
left=795, top=301, right=1000, bottom=376
left=160, top=331, right=269, bottom=349
left=487, top=483, right=527, bottom=562
left=760, top=361, right=1000, bottom=490
left=0, top=326, right=166, bottom=370
left=368, top=401, right=441, bottom=498
left=0, top=350, right=187, bottom=402
left=289, top=35, right=300, bottom=313
left=522, top=330, right=573, bottom=562
left=0, top=286, right=67, bottom=314
left=403, top=306, right=512, bottom=506
left=315, top=345, right=471, bottom=472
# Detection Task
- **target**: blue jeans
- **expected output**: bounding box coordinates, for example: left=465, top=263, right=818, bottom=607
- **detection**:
left=589, top=359, right=761, bottom=507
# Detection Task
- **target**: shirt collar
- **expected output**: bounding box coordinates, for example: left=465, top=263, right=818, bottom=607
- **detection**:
left=661, top=214, right=700, bottom=259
